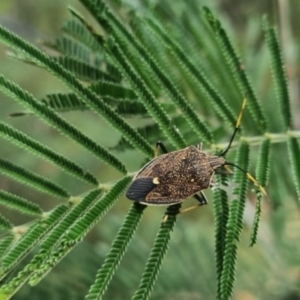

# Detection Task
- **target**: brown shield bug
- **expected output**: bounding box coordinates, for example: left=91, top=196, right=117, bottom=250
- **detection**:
left=126, top=98, right=266, bottom=212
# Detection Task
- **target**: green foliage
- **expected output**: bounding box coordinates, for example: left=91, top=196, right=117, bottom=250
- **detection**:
left=0, top=1, right=299, bottom=300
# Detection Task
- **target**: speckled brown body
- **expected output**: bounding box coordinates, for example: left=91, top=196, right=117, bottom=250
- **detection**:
left=126, top=146, right=225, bottom=205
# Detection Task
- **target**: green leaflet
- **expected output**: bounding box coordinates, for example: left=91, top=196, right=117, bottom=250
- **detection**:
left=0, top=204, right=68, bottom=282
left=0, top=214, right=13, bottom=230
left=249, top=192, right=262, bottom=247
left=0, top=74, right=127, bottom=174
left=86, top=203, right=146, bottom=300
left=131, top=204, right=180, bottom=300
left=219, top=142, right=250, bottom=300
left=0, top=121, right=98, bottom=185
left=287, top=137, right=300, bottom=202
left=0, top=157, right=70, bottom=198
left=203, top=7, right=268, bottom=133
left=0, top=23, right=153, bottom=159
left=213, top=174, right=229, bottom=298
left=55, top=56, right=118, bottom=82
left=255, top=138, right=271, bottom=187
left=80, top=0, right=213, bottom=144
left=146, top=17, right=236, bottom=128
left=28, top=177, right=131, bottom=286
left=0, top=189, right=42, bottom=216
left=262, top=16, right=291, bottom=130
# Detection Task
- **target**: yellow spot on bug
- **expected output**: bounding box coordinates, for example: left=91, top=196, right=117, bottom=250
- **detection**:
left=153, top=177, right=160, bottom=184
left=191, top=179, right=195, bottom=182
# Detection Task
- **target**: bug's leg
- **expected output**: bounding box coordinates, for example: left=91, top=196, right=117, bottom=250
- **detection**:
left=155, top=141, right=168, bottom=156
left=178, top=192, right=208, bottom=214
left=163, top=192, right=207, bottom=222
left=194, top=192, right=207, bottom=205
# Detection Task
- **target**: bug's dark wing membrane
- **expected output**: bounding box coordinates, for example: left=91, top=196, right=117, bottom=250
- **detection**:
left=126, top=177, right=156, bottom=201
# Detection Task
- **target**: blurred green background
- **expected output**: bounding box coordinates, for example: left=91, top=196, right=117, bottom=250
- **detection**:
left=1, top=0, right=300, bottom=299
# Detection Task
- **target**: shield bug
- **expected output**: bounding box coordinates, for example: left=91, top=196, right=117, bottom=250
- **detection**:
left=126, top=98, right=266, bottom=212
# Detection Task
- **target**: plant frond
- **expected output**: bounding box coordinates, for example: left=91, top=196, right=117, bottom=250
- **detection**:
left=0, top=204, right=68, bottom=281
left=262, top=16, right=291, bottom=130
left=55, top=56, right=118, bottom=82
left=66, top=176, right=132, bottom=242
left=90, top=80, right=136, bottom=99
left=42, top=92, right=87, bottom=112
left=0, top=157, right=70, bottom=198
left=81, top=0, right=213, bottom=144
left=131, top=204, right=180, bottom=300
left=213, top=174, right=229, bottom=299
left=0, top=23, right=154, bottom=158
left=0, top=74, right=127, bottom=174
left=105, top=37, right=187, bottom=149
left=0, top=189, right=103, bottom=297
left=220, top=142, right=249, bottom=300
left=86, top=203, right=146, bottom=300
left=146, top=17, right=236, bottom=128
left=249, top=191, right=262, bottom=247
left=0, top=122, right=98, bottom=185
left=255, top=138, right=271, bottom=187
left=0, top=189, right=42, bottom=216
left=28, top=177, right=131, bottom=286
left=62, top=17, right=100, bottom=52
left=53, top=35, right=90, bottom=62
left=287, top=137, right=300, bottom=202
left=203, top=7, right=268, bottom=133
left=0, top=234, right=14, bottom=258
left=38, top=189, right=102, bottom=253
left=0, top=214, right=13, bottom=230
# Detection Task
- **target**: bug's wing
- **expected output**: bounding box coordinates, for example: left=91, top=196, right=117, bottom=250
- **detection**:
left=126, top=177, right=156, bottom=201
left=142, top=182, right=201, bottom=205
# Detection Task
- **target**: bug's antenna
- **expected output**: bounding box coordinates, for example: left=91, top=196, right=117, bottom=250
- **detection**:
left=224, top=162, right=267, bottom=195
left=219, top=97, right=247, bottom=157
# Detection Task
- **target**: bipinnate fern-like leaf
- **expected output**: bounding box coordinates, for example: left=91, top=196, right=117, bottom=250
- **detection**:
left=36, top=189, right=103, bottom=255
left=90, top=80, right=136, bottom=99
left=0, top=189, right=42, bottom=216
left=0, top=74, right=127, bottom=174
left=54, top=35, right=90, bottom=62
left=0, top=214, right=13, bottom=230
left=55, top=56, right=117, bottom=82
left=42, top=92, right=87, bottom=112
left=287, top=137, right=300, bottom=202
left=203, top=7, right=267, bottom=133
left=249, top=192, right=262, bottom=247
left=255, top=138, right=271, bottom=187
left=105, top=37, right=187, bottom=149
left=0, top=157, right=70, bottom=198
left=213, top=174, right=229, bottom=298
left=86, top=203, right=146, bottom=300
left=0, top=189, right=103, bottom=298
left=28, top=177, right=131, bottom=286
left=42, top=92, right=150, bottom=117
left=131, top=204, right=180, bottom=300
left=262, top=16, right=291, bottom=130
left=0, top=234, right=14, bottom=258
left=219, top=142, right=249, bottom=300
left=146, top=17, right=236, bottom=128
left=62, top=17, right=100, bottom=51
left=0, top=122, right=98, bottom=185
left=0, top=189, right=101, bottom=295
left=0, top=204, right=68, bottom=281
left=247, top=138, right=271, bottom=247
left=81, top=0, right=213, bottom=145
left=0, top=24, right=153, bottom=158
